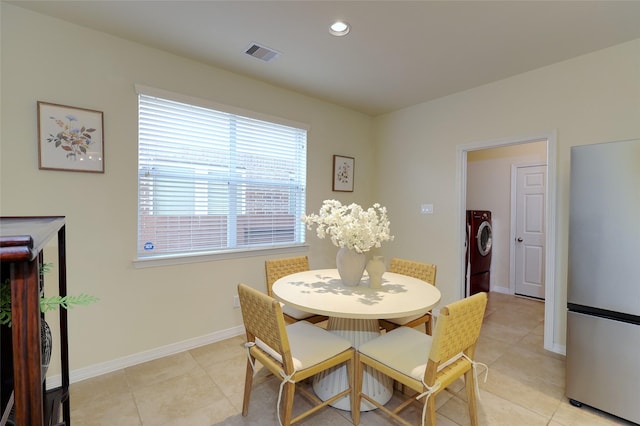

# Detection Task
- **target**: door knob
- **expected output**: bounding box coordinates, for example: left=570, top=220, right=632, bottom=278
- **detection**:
left=517, top=237, right=523, bottom=242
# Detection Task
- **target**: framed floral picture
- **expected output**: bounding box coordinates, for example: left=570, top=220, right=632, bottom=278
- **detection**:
left=37, top=101, right=104, bottom=173
left=333, top=155, right=354, bottom=192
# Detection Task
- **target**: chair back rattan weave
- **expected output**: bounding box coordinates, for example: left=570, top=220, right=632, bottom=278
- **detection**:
left=354, top=292, right=488, bottom=426
left=265, top=256, right=310, bottom=296
left=428, top=292, right=487, bottom=371
left=264, top=256, right=327, bottom=324
left=237, top=283, right=292, bottom=371
left=389, top=257, right=437, bottom=285
left=238, top=283, right=356, bottom=424
left=380, top=257, right=438, bottom=335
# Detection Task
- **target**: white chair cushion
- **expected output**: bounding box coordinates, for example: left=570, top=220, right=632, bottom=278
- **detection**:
left=386, top=313, right=424, bottom=326
left=359, top=327, right=431, bottom=380
left=256, top=321, right=351, bottom=371
left=359, top=327, right=463, bottom=380
left=282, top=303, right=318, bottom=320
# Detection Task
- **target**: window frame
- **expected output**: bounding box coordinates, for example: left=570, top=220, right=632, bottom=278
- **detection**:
left=134, top=84, right=309, bottom=268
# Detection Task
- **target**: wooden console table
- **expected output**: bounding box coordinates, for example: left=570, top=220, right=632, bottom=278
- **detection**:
left=0, top=217, right=70, bottom=426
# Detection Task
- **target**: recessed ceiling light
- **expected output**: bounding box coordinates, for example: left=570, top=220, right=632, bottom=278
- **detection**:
left=329, top=21, right=350, bottom=37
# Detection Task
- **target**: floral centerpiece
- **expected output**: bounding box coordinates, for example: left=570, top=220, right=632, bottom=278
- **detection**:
left=302, top=200, right=394, bottom=285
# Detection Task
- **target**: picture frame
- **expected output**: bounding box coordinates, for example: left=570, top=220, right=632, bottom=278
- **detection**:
left=37, top=101, right=104, bottom=173
left=332, top=155, right=354, bottom=192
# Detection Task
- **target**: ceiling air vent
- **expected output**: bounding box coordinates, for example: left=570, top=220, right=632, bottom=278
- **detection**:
left=244, top=42, right=281, bottom=62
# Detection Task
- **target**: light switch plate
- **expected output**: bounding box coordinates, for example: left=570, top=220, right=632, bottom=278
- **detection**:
left=421, top=204, right=433, bottom=214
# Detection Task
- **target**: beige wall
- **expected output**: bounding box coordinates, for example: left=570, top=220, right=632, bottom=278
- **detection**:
left=374, top=38, right=640, bottom=351
left=0, top=4, right=374, bottom=377
left=2, top=2, right=639, bottom=378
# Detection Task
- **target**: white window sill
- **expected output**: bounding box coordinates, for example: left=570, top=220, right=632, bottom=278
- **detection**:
left=133, top=244, right=309, bottom=268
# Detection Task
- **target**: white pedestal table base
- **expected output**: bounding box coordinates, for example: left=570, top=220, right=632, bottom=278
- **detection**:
left=312, top=317, right=393, bottom=411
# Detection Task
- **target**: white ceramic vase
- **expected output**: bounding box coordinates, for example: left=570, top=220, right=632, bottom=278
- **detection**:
left=336, top=247, right=366, bottom=286
left=366, top=256, right=386, bottom=288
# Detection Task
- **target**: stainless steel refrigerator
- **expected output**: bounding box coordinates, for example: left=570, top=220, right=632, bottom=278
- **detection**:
left=566, top=138, right=640, bottom=424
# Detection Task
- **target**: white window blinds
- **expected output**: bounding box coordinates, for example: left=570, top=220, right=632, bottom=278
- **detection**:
left=137, top=90, right=307, bottom=259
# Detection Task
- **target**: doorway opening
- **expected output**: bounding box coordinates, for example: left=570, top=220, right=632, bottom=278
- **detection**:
left=457, top=131, right=559, bottom=354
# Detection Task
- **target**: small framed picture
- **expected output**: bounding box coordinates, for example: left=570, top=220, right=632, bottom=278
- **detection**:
left=37, top=101, right=104, bottom=173
left=333, top=155, right=354, bottom=192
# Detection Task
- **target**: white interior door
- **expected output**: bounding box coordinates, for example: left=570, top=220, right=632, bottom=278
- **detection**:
left=513, top=164, right=546, bottom=299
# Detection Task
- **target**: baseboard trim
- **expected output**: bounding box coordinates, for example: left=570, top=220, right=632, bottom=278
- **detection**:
left=549, top=343, right=566, bottom=356
left=46, top=325, right=245, bottom=389
left=491, top=286, right=511, bottom=295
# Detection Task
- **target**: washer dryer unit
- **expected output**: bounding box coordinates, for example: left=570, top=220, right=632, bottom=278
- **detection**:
left=466, top=210, right=493, bottom=295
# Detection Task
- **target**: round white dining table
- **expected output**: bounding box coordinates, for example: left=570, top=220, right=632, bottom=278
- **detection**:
left=272, top=268, right=441, bottom=412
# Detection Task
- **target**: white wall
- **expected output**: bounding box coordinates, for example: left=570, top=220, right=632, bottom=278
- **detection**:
left=374, top=39, right=640, bottom=350
left=467, top=142, right=547, bottom=293
left=0, top=4, right=375, bottom=377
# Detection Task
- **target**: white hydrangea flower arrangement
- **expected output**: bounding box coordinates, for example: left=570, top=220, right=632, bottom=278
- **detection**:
left=302, top=199, right=394, bottom=253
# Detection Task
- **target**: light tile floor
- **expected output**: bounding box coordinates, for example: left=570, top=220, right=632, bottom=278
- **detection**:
left=69, top=293, right=636, bottom=425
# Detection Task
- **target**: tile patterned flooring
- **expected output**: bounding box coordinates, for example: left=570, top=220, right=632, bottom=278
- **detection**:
left=69, top=293, right=636, bottom=425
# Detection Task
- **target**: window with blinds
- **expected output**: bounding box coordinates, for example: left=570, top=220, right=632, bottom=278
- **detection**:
left=137, top=89, right=307, bottom=259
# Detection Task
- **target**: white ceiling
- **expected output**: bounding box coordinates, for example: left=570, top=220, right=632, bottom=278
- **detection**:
left=9, top=1, right=640, bottom=116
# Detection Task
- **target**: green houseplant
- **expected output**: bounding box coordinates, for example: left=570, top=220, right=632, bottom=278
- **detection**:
left=0, top=263, right=98, bottom=423
left=0, top=263, right=98, bottom=327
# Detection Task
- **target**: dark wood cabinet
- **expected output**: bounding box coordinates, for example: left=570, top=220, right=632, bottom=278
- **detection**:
left=0, top=217, right=70, bottom=426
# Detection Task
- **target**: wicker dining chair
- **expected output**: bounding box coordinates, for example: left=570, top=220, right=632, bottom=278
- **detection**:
left=238, top=283, right=356, bottom=425
left=354, top=292, right=488, bottom=426
left=265, top=256, right=328, bottom=324
left=378, top=257, right=437, bottom=334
